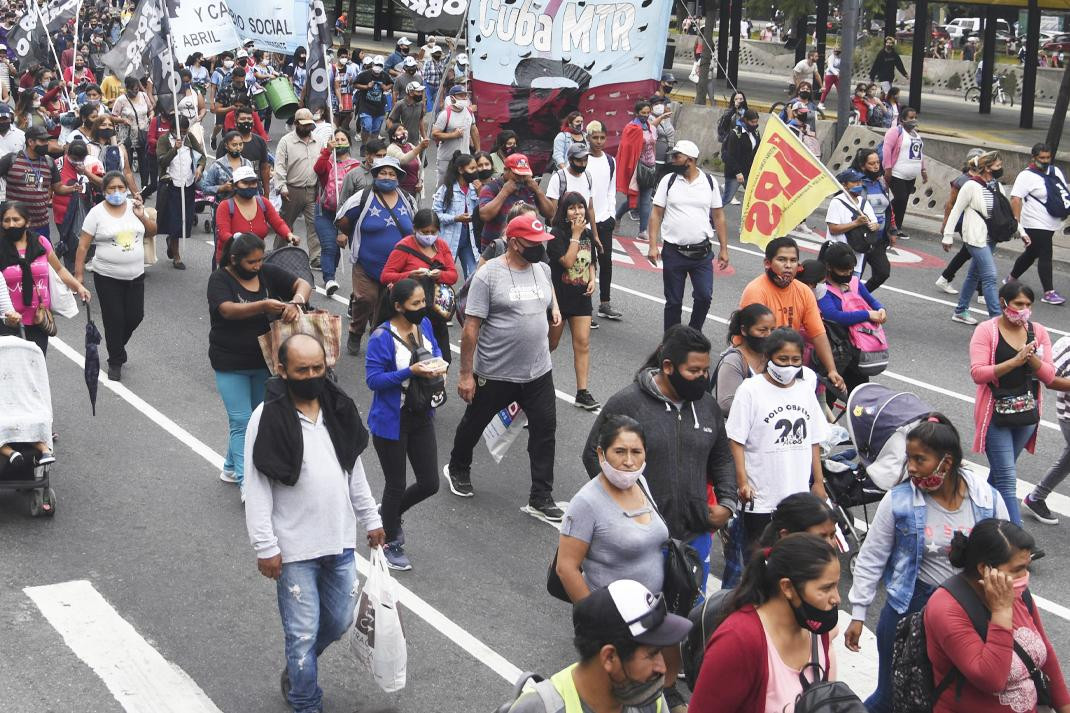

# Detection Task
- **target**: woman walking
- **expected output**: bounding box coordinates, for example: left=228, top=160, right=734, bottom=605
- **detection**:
left=385, top=122, right=428, bottom=200
left=74, top=172, right=156, bottom=382
left=111, top=77, right=153, bottom=194
left=155, top=115, right=205, bottom=270
left=432, top=152, right=479, bottom=279
left=206, top=233, right=312, bottom=491
left=87, top=114, right=138, bottom=195
left=850, top=148, right=896, bottom=291
left=313, top=129, right=360, bottom=296
left=713, top=303, right=774, bottom=415
left=200, top=130, right=253, bottom=203
left=614, top=100, right=662, bottom=240
left=214, top=166, right=298, bottom=268
left=365, top=278, right=447, bottom=571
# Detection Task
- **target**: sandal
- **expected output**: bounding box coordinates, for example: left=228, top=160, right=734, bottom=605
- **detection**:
left=172, top=259, right=186, bottom=270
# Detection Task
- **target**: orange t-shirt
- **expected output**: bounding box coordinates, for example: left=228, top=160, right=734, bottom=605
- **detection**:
left=739, top=275, right=826, bottom=340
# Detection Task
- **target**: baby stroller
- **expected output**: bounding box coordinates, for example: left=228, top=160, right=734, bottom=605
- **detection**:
left=822, top=383, right=932, bottom=571
left=195, top=187, right=217, bottom=237
left=0, top=334, right=57, bottom=517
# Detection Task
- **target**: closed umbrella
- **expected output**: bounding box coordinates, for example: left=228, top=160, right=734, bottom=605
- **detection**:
left=84, top=299, right=101, bottom=415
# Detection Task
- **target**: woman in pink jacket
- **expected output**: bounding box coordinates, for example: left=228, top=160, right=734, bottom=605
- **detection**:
left=969, top=282, right=1055, bottom=525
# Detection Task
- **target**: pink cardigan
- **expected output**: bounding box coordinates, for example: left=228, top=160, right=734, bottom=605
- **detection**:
left=969, top=318, right=1055, bottom=453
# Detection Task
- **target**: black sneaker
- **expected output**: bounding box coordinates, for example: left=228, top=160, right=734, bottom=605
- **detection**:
left=598, top=302, right=623, bottom=320
left=346, top=331, right=362, bottom=356
left=443, top=463, right=474, bottom=498
left=107, top=363, right=122, bottom=382
left=573, top=390, right=601, bottom=412
left=1023, top=495, right=1058, bottom=525
left=1032, top=548, right=1046, bottom=561
left=527, top=500, right=564, bottom=523
left=897, top=230, right=910, bottom=240
left=7, top=450, right=24, bottom=468
left=589, top=319, right=599, bottom=329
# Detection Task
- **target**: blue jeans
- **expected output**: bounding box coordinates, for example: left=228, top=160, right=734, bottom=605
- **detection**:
left=214, top=368, right=270, bottom=483
left=722, top=175, right=745, bottom=204
left=955, top=243, right=1002, bottom=316
left=455, top=228, right=477, bottom=280
left=615, top=185, right=654, bottom=233
left=314, top=205, right=340, bottom=282
left=866, top=581, right=935, bottom=713
left=985, top=423, right=1036, bottom=525
left=359, top=113, right=384, bottom=135
left=277, top=549, right=357, bottom=713
left=661, top=243, right=714, bottom=333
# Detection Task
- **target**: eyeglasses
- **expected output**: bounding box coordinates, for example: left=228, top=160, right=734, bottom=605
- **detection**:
left=623, top=592, right=667, bottom=632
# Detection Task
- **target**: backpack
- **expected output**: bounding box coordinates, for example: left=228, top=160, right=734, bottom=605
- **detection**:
left=891, top=575, right=1045, bottom=713
left=866, top=103, right=886, bottom=128
left=978, top=180, right=1019, bottom=243
left=388, top=327, right=446, bottom=412
left=320, top=157, right=360, bottom=212
left=101, top=144, right=122, bottom=173
left=666, top=169, right=715, bottom=194
left=554, top=167, right=593, bottom=198
left=794, top=633, right=866, bottom=713
left=824, top=278, right=889, bottom=376
left=1028, top=166, right=1070, bottom=219
left=681, top=589, right=733, bottom=689
left=818, top=319, right=858, bottom=375
left=716, top=109, right=737, bottom=144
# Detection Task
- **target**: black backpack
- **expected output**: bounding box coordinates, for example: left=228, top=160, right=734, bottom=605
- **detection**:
left=682, top=589, right=733, bottom=689
left=819, top=320, right=858, bottom=375
left=388, top=329, right=446, bottom=413
left=980, top=182, right=1019, bottom=243
left=891, top=574, right=1048, bottom=713
left=835, top=196, right=880, bottom=255
left=794, top=633, right=867, bottom=713
left=1028, top=166, right=1070, bottom=219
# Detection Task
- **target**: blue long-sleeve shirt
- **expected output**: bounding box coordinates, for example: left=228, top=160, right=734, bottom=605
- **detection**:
left=364, top=317, right=442, bottom=440
left=817, top=281, right=883, bottom=326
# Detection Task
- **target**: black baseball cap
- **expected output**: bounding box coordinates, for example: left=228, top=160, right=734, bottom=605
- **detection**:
left=573, top=580, right=692, bottom=647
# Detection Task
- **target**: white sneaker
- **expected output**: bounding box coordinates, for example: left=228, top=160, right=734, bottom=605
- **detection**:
left=325, top=280, right=340, bottom=296
left=934, top=276, right=958, bottom=294
left=817, top=102, right=826, bottom=111
left=952, top=311, right=979, bottom=325
left=219, top=470, right=238, bottom=483
left=730, top=198, right=741, bottom=205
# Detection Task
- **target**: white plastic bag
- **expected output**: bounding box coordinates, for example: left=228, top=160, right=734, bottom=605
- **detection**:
left=482, top=402, right=527, bottom=464
left=688, top=61, right=701, bottom=84
left=350, top=549, right=407, bottom=692
left=48, top=266, right=79, bottom=319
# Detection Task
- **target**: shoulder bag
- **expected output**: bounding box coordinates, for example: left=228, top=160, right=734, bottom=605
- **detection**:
left=837, top=196, right=880, bottom=254
left=989, top=322, right=1040, bottom=427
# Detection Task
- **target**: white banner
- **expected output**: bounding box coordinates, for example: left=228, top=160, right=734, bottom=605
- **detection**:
left=167, top=0, right=241, bottom=58
left=167, top=0, right=308, bottom=57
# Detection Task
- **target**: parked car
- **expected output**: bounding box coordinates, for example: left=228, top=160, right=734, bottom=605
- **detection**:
left=944, top=17, right=1013, bottom=45
left=1043, top=34, right=1070, bottom=53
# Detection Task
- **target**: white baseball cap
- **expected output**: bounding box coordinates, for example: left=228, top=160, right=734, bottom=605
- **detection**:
left=429, top=44, right=443, bottom=55
left=405, top=81, right=425, bottom=93
left=372, top=54, right=385, bottom=67
left=232, top=165, right=257, bottom=183
left=402, top=56, right=418, bottom=68
left=455, top=54, right=468, bottom=65
left=670, top=140, right=700, bottom=159
left=362, top=55, right=374, bottom=66
left=397, top=37, right=412, bottom=47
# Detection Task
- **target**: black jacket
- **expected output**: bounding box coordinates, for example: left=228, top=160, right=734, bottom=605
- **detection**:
left=723, top=126, right=760, bottom=179
left=582, top=369, right=737, bottom=542
left=869, top=49, right=907, bottom=83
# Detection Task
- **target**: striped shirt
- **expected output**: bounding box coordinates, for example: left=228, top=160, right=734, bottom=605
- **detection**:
left=0, top=151, right=59, bottom=226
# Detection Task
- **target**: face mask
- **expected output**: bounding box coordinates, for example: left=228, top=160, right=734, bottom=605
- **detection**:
left=0, top=121, right=10, bottom=133
left=477, top=168, right=494, bottom=181
left=571, top=123, right=584, bottom=132
left=849, top=184, right=865, bottom=195
left=1035, top=161, right=1050, bottom=172
left=651, top=104, right=665, bottom=117
left=1003, top=305, right=1031, bottom=326
left=610, top=668, right=666, bottom=708
left=568, top=160, right=586, bottom=174
left=991, top=168, right=1004, bottom=180
left=223, top=60, right=234, bottom=69
left=767, top=361, right=801, bottom=385
left=668, top=163, right=687, bottom=175
left=402, top=306, right=425, bottom=325
left=98, top=128, right=115, bottom=140
left=503, top=146, right=517, bottom=156
left=393, top=133, right=407, bottom=143
left=865, top=168, right=881, bottom=179
left=885, top=44, right=895, bottom=52
left=813, top=283, right=828, bottom=301
left=104, top=191, right=127, bottom=206
left=374, top=178, right=398, bottom=192
left=75, top=64, right=84, bottom=71
left=227, top=147, right=243, bottom=157
left=911, top=467, right=946, bottom=491
left=3, top=225, right=23, bottom=241
left=599, top=456, right=645, bottom=490
left=902, top=120, right=918, bottom=131
left=518, top=243, right=545, bottom=264
left=1013, top=571, right=1030, bottom=596
left=667, top=367, right=708, bottom=402
left=237, top=122, right=253, bottom=133
left=232, top=262, right=257, bottom=279
left=236, top=186, right=259, bottom=199
left=296, top=125, right=313, bottom=137
left=766, top=268, right=793, bottom=288
left=287, top=375, right=326, bottom=401
left=743, top=334, right=766, bottom=353
left=799, top=91, right=811, bottom=100
left=336, top=143, right=350, bottom=153
left=452, top=99, right=469, bottom=111
left=414, top=232, right=437, bottom=247
left=338, top=58, right=348, bottom=66
left=830, top=270, right=853, bottom=285
left=181, top=82, right=191, bottom=91
left=790, top=588, right=839, bottom=635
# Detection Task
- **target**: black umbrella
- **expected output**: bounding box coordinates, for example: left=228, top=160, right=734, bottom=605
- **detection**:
left=84, top=299, right=101, bottom=415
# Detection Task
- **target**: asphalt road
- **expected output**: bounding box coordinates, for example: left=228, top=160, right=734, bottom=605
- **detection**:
left=2, top=128, right=1070, bottom=713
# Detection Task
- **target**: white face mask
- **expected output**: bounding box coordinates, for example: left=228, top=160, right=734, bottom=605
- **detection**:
left=414, top=232, right=437, bottom=247
left=223, top=60, right=234, bottom=69
left=451, top=98, right=469, bottom=111
left=600, top=456, right=645, bottom=490
left=767, top=362, right=802, bottom=385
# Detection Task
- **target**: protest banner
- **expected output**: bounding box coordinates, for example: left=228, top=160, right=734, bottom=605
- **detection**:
left=395, top=0, right=465, bottom=34
left=165, top=0, right=241, bottom=57
left=739, top=115, right=842, bottom=249
left=466, top=0, right=672, bottom=173
left=305, top=0, right=332, bottom=110
left=9, top=0, right=80, bottom=65
left=228, top=0, right=308, bottom=54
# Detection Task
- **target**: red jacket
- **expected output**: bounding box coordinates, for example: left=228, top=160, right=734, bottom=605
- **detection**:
left=214, top=196, right=290, bottom=263
left=615, top=120, right=645, bottom=210
left=223, top=110, right=269, bottom=141
left=690, top=606, right=830, bottom=713
left=380, top=235, right=458, bottom=287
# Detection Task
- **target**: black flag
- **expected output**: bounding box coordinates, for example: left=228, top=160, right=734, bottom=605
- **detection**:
left=305, top=0, right=332, bottom=111
left=9, top=0, right=80, bottom=65
left=101, top=0, right=168, bottom=79
left=395, top=0, right=465, bottom=34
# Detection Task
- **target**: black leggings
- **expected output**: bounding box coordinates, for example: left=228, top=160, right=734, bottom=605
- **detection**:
left=372, top=410, right=440, bottom=543
left=888, top=176, right=916, bottom=231
left=93, top=273, right=145, bottom=367
left=596, top=217, right=615, bottom=303
left=1010, top=228, right=1054, bottom=292
left=741, top=511, right=774, bottom=557
left=864, top=240, right=891, bottom=292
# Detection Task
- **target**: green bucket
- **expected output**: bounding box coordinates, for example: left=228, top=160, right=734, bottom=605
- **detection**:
left=263, top=76, right=298, bottom=120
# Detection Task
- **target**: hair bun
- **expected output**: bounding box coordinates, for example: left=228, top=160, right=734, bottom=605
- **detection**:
left=948, top=531, right=969, bottom=569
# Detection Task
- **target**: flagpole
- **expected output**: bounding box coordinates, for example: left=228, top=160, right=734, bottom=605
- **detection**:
left=36, top=4, right=74, bottom=108
left=161, top=4, right=187, bottom=259
left=71, top=0, right=81, bottom=84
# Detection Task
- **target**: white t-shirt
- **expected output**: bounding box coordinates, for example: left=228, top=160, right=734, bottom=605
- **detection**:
left=585, top=152, right=615, bottom=222
left=891, top=130, right=924, bottom=180
left=545, top=167, right=593, bottom=204
left=825, top=194, right=878, bottom=228
left=389, top=323, right=434, bottom=406
left=725, top=369, right=829, bottom=514
left=792, top=59, right=817, bottom=85
left=1011, top=166, right=1068, bottom=231
left=653, top=170, right=722, bottom=244
left=80, top=201, right=145, bottom=280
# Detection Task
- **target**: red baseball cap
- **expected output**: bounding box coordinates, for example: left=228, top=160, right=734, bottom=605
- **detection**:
left=504, top=152, right=533, bottom=176
left=505, top=214, right=552, bottom=243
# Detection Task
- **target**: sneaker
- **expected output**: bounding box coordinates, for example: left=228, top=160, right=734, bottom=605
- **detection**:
left=977, top=294, right=986, bottom=305
left=1023, top=495, right=1058, bottom=525
left=574, top=390, right=601, bottom=412
left=219, top=470, right=238, bottom=483
left=1003, top=275, right=1017, bottom=285
left=598, top=302, right=623, bottom=320
left=952, top=311, right=978, bottom=325
left=36, top=452, right=55, bottom=466
left=729, top=197, right=741, bottom=205
left=377, top=504, right=404, bottom=545
left=628, top=210, right=639, bottom=221
left=383, top=541, right=412, bottom=571
left=309, top=257, right=321, bottom=269
left=934, top=276, right=958, bottom=294
left=637, top=230, right=648, bottom=240
left=325, top=279, right=340, bottom=297
left=107, top=363, right=122, bottom=382
left=590, top=319, right=599, bottom=329
left=1042, top=290, right=1066, bottom=306
left=443, top=463, right=474, bottom=498
left=346, top=331, right=362, bottom=356
left=527, top=500, right=565, bottom=523
left=897, top=231, right=910, bottom=240
left=817, top=102, right=826, bottom=111
left=7, top=450, right=24, bottom=468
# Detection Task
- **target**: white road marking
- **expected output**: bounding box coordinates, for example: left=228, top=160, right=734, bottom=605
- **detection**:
left=24, top=580, right=224, bottom=713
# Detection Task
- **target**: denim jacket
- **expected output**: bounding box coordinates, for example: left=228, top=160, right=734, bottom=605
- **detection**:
left=432, top=181, right=478, bottom=258
left=848, top=467, right=1007, bottom=619
left=199, top=156, right=253, bottom=197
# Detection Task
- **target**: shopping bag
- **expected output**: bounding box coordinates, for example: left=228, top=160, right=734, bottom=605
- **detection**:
left=257, top=309, right=343, bottom=375
left=350, top=548, right=407, bottom=692
left=143, top=234, right=158, bottom=266
left=48, top=266, right=79, bottom=319
left=482, top=402, right=527, bottom=463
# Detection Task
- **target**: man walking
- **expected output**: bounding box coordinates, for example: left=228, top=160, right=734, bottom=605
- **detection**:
left=721, top=109, right=760, bottom=206
left=444, top=214, right=565, bottom=523
left=585, top=121, right=622, bottom=321
left=244, top=334, right=385, bottom=713
left=869, top=36, right=908, bottom=93
left=647, top=140, right=729, bottom=333
left=791, top=49, right=821, bottom=95
left=431, top=85, right=479, bottom=184
left=274, top=109, right=322, bottom=265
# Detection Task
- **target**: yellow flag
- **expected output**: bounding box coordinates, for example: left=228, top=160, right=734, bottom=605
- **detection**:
left=739, top=115, right=841, bottom=249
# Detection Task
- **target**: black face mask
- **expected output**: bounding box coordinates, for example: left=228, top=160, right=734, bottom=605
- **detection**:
left=503, top=146, right=517, bottom=156
left=830, top=270, right=853, bottom=284
left=799, top=91, right=811, bottom=100
left=743, top=334, right=767, bottom=353
left=790, top=587, right=839, bottom=635
left=227, top=148, right=243, bottom=157
left=0, top=120, right=10, bottom=134
left=3, top=225, right=24, bottom=242
left=287, top=375, right=326, bottom=401
left=518, top=243, right=545, bottom=264
left=667, top=367, right=708, bottom=402
left=236, top=122, right=253, bottom=133
left=462, top=171, right=479, bottom=182
left=98, top=128, right=115, bottom=140
left=668, top=163, right=687, bottom=175
left=569, top=160, right=586, bottom=174
left=402, top=307, right=425, bottom=325
left=864, top=168, right=881, bottom=180
left=232, top=263, right=258, bottom=280
left=296, top=125, right=313, bottom=137
left=991, top=168, right=1004, bottom=180
left=477, top=168, right=494, bottom=181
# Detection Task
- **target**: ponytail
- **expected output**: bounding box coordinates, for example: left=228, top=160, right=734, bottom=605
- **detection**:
left=723, top=533, right=836, bottom=623
left=906, top=413, right=964, bottom=494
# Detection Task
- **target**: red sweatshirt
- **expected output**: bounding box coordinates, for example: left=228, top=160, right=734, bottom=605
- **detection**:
left=214, top=197, right=290, bottom=263
left=379, top=235, right=458, bottom=287
left=925, top=587, right=1070, bottom=712
left=222, top=110, right=269, bottom=141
